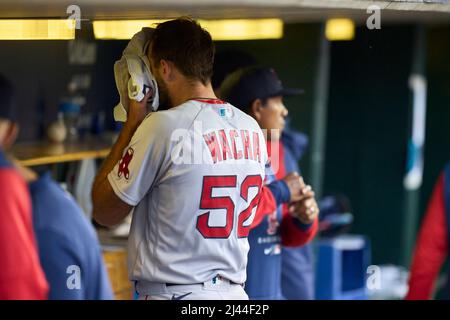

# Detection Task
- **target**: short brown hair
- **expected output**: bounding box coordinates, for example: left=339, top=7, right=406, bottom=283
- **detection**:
left=150, top=17, right=215, bottom=85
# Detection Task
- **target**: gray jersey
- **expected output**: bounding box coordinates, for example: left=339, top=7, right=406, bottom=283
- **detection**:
left=108, top=99, right=267, bottom=285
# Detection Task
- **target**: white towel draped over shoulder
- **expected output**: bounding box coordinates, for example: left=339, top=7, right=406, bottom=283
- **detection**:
left=114, top=27, right=159, bottom=122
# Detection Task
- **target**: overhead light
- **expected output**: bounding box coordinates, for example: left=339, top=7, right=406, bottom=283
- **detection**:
left=93, top=20, right=167, bottom=40
left=325, top=19, right=355, bottom=41
left=0, top=19, right=75, bottom=40
left=93, top=19, right=283, bottom=41
left=200, top=19, right=283, bottom=41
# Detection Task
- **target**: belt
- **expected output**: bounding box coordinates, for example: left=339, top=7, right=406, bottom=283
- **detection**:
left=136, top=276, right=245, bottom=295
left=167, top=275, right=243, bottom=287
left=166, top=281, right=242, bottom=286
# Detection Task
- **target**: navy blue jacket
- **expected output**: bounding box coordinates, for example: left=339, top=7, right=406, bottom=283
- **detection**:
left=245, top=127, right=315, bottom=300
left=280, top=128, right=315, bottom=300
left=245, top=165, right=285, bottom=299
left=30, top=172, right=113, bottom=300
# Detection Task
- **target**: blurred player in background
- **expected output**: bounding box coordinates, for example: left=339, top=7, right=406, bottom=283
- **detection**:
left=407, top=163, right=450, bottom=300
left=214, top=52, right=318, bottom=299
left=220, top=66, right=319, bottom=299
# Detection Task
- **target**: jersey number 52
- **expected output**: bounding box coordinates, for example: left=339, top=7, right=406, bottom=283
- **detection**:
left=196, top=175, right=262, bottom=239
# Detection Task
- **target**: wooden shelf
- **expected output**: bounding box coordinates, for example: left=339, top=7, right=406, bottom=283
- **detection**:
left=12, top=137, right=112, bottom=166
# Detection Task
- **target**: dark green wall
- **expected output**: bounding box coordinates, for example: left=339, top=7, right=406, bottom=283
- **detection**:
left=417, top=26, right=450, bottom=296
left=214, top=23, right=448, bottom=267
left=421, top=26, right=450, bottom=218
left=214, top=23, right=322, bottom=176
left=323, top=24, right=450, bottom=266
left=323, top=26, right=415, bottom=265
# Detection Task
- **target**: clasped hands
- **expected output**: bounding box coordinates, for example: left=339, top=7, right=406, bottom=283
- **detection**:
left=282, top=172, right=319, bottom=225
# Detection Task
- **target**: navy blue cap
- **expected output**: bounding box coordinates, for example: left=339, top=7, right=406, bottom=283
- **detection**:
left=0, top=74, right=16, bottom=122
left=220, top=66, right=303, bottom=110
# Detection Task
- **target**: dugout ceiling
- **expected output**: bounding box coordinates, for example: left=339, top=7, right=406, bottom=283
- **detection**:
left=0, top=0, right=449, bottom=24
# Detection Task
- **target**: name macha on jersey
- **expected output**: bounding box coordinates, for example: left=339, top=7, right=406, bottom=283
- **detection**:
left=203, top=129, right=263, bottom=164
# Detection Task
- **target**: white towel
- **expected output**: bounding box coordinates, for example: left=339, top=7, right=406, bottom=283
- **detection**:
left=113, top=27, right=159, bottom=122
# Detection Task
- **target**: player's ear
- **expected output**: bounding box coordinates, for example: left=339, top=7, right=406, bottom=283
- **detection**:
left=0, top=121, right=19, bottom=149
left=250, top=99, right=263, bottom=122
left=160, top=59, right=175, bottom=82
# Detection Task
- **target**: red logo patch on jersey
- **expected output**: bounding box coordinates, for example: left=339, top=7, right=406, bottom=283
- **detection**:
left=267, top=211, right=279, bottom=235
left=118, top=147, right=134, bottom=180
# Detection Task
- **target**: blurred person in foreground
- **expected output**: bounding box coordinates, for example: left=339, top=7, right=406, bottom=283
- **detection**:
left=406, top=163, right=450, bottom=300
left=0, top=73, right=48, bottom=299
left=0, top=74, right=112, bottom=300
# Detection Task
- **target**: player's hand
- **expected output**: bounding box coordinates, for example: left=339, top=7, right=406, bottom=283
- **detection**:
left=125, top=90, right=152, bottom=129
left=282, top=172, right=306, bottom=202
left=288, top=185, right=319, bottom=225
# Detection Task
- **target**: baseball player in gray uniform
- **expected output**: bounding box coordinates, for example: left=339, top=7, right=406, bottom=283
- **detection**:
left=92, top=17, right=267, bottom=300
